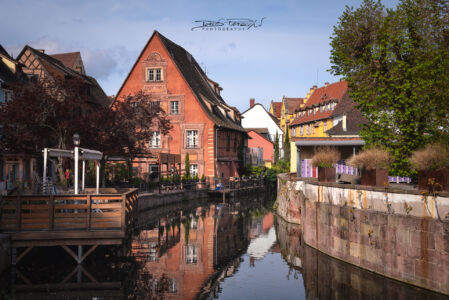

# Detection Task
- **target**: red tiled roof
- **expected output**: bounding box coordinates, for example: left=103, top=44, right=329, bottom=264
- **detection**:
left=270, top=101, right=282, bottom=118
left=50, top=52, right=80, bottom=70
left=290, top=81, right=348, bottom=126
left=284, top=97, right=304, bottom=114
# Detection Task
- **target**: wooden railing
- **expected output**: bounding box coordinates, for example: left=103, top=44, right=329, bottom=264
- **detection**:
left=0, top=189, right=138, bottom=233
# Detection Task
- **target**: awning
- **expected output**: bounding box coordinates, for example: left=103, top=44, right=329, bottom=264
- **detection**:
left=295, top=140, right=365, bottom=147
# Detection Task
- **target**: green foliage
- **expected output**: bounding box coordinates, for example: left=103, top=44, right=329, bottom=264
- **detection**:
left=330, top=0, right=449, bottom=176
left=105, top=163, right=129, bottom=183
left=274, top=131, right=280, bottom=165
left=193, top=174, right=199, bottom=181
left=184, top=153, right=190, bottom=178
left=247, top=165, right=266, bottom=177
left=283, top=126, right=291, bottom=166
left=201, top=174, right=206, bottom=182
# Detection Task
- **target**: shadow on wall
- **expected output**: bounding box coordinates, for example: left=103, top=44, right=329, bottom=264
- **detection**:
left=275, top=217, right=449, bottom=300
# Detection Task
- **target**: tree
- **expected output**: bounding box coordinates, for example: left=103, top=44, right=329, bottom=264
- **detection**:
left=274, top=131, right=280, bottom=165
left=79, top=91, right=172, bottom=184
left=184, top=153, right=190, bottom=179
left=329, top=0, right=449, bottom=176
left=283, top=126, right=291, bottom=166
left=1, top=79, right=172, bottom=184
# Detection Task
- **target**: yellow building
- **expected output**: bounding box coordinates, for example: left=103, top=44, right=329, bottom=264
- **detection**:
left=289, top=81, right=350, bottom=173
left=279, top=96, right=304, bottom=138
left=269, top=101, right=282, bottom=122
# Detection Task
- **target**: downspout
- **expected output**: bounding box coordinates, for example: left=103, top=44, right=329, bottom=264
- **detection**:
left=215, top=126, right=219, bottom=179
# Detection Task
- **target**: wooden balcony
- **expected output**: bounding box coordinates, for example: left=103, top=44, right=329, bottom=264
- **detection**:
left=0, top=189, right=138, bottom=264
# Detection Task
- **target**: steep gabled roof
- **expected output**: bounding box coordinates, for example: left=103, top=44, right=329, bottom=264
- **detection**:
left=270, top=101, right=282, bottom=118
left=18, top=45, right=110, bottom=107
left=290, top=81, right=348, bottom=126
left=283, top=97, right=304, bottom=114
left=116, top=30, right=245, bottom=132
left=157, top=32, right=245, bottom=132
left=0, top=44, right=27, bottom=85
left=327, top=93, right=368, bottom=136
left=50, top=51, right=82, bottom=71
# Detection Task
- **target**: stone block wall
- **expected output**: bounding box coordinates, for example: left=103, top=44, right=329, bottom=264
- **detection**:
left=276, top=174, right=449, bottom=295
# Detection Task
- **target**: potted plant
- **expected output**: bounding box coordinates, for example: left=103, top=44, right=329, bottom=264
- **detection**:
left=311, top=147, right=340, bottom=182
left=410, top=143, right=449, bottom=191
left=200, top=174, right=206, bottom=182
left=348, top=148, right=391, bottom=187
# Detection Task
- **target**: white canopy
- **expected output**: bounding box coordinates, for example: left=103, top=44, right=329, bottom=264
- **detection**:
left=43, top=147, right=103, bottom=195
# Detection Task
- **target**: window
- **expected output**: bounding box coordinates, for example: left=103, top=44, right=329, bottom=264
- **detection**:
left=324, top=121, right=327, bottom=132
left=306, top=124, right=311, bottom=135
left=185, top=245, right=198, bottom=264
left=234, top=136, right=237, bottom=152
left=190, top=164, right=198, bottom=176
left=320, top=105, right=324, bottom=112
left=170, top=101, right=179, bottom=114
left=226, top=134, right=230, bottom=151
left=149, top=131, right=160, bottom=148
left=0, top=89, right=13, bottom=103
left=168, top=278, right=178, bottom=293
left=300, top=125, right=304, bottom=135
left=186, top=130, right=198, bottom=148
left=147, top=68, right=162, bottom=82
left=150, top=101, right=160, bottom=111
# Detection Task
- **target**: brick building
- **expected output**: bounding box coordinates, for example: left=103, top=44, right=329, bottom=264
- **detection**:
left=115, top=31, right=247, bottom=180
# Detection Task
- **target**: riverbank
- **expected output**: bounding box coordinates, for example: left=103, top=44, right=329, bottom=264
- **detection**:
left=276, top=173, right=449, bottom=295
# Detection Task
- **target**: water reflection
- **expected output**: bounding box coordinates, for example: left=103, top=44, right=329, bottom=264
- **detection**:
left=130, top=202, right=272, bottom=300
left=1, top=196, right=448, bottom=300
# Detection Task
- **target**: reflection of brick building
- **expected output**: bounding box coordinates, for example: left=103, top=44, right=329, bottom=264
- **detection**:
left=131, top=204, right=253, bottom=300
left=115, top=31, right=247, bottom=180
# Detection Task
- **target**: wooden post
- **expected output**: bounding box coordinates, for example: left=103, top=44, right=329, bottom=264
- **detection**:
left=49, top=195, right=55, bottom=230
left=16, top=195, right=21, bottom=231
left=74, top=147, right=79, bottom=194
left=87, top=194, right=91, bottom=231
left=121, top=194, right=126, bottom=231
left=82, top=160, right=85, bottom=192
left=95, top=161, right=100, bottom=195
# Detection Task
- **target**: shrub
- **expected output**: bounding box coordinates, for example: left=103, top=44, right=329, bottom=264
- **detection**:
left=348, top=148, right=391, bottom=170
left=410, top=143, right=449, bottom=171
left=201, top=174, right=206, bottom=182
left=311, top=147, right=340, bottom=168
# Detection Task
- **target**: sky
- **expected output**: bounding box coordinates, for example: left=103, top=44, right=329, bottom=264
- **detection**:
left=1, top=0, right=398, bottom=112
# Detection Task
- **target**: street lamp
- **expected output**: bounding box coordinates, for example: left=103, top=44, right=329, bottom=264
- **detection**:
left=73, top=133, right=80, bottom=194
left=73, top=133, right=80, bottom=146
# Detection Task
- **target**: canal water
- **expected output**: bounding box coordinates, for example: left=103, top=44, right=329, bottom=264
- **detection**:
left=1, top=195, right=447, bottom=299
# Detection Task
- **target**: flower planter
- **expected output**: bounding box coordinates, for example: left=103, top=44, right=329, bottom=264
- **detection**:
left=361, top=168, right=388, bottom=187
left=318, top=167, right=336, bottom=182
left=418, top=168, right=449, bottom=192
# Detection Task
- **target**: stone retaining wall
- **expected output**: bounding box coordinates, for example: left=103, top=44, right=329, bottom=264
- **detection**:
left=138, top=189, right=209, bottom=211
left=276, top=173, right=449, bottom=295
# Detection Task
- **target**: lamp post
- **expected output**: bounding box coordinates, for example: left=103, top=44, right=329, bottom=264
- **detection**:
left=73, top=133, right=80, bottom=194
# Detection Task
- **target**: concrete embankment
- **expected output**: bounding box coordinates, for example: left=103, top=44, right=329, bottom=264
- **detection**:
left=138, top=185, right=268, bottom=212
left=276, top=173, right=449, bottom=295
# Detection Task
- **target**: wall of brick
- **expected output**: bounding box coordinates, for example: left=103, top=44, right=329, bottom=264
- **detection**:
left=276, top=174, right=449, bottom=295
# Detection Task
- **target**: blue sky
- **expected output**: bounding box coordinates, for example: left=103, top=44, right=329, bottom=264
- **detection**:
left=1, top=0, right=398, bottom=112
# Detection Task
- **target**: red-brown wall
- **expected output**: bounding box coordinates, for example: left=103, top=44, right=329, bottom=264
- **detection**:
left=248, top=131, right=273, bottom=163
left=116, top=34, right=217, bottom=178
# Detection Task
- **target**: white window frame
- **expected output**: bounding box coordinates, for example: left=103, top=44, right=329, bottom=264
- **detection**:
left=149, top=131, right=161, bottom=148
left=300, top=125, right=304, bottom=135
left=186, top=130, right=198, bottom=148
left=147, top=68, right=162, bottom=82
left=170, top=101, right=179, bottom=115
left=190, top=164, right=198, bottom=176
left=185, top=244, right=198, bottom=264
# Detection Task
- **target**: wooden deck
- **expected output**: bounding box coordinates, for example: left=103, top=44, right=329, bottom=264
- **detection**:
left=0, top=189, right=138, bottom=264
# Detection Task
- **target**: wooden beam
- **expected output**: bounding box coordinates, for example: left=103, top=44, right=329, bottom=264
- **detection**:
left=80, top=245, right=98, bottom=263
left=16, top=247, right=33, bottom=264
left=61, top=245, right=79, bottom=263
left=80, top=265, right=98, bottom=283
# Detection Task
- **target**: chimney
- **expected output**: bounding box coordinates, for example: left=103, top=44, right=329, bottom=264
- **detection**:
left=324, top=82, right=329, bottom=86
left=250, top=98, right=255, bottom=108
left=37, top=49, right=45, bottom=53
left=342, top=113, right=347, bottom=131
left=312, top=85, right=317, bottom=89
